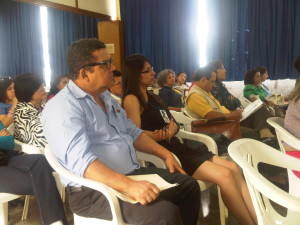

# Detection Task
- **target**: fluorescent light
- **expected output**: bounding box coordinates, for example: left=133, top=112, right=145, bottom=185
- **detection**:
left=197, top=0, right=208, bottom=67
left=40, top=6, right=51, bottom=90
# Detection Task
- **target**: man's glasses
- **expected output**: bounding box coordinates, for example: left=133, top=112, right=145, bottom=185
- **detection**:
left=80, top=58, right=113, bottom=70
left=141, top=67, right=154, bottom=74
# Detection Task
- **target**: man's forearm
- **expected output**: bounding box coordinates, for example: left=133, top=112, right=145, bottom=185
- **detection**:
left=84, top=159, right=135, bottom=193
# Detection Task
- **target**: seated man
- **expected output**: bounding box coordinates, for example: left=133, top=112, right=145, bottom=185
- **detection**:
left=185, top=66, right=274, bottom=140
left=41, top=39, right=200, bottom=225
left=108, top=69, right=122, bottom=104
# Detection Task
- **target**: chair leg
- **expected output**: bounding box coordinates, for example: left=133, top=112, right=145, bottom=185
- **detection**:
left=21, top=195, right=30, bottom=220
left=0, top=202, right=9, bottom=225
left=217, top=186, right=227, bottom=225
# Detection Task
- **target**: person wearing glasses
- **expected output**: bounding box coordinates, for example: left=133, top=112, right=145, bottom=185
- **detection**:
left=108, top=70, right=122, bottom=104
left=157, top=69, right=185, bottom=112
left=0, top=76, right=18, bottom=128
left=13, top=74, right=48, bottom=152
left=41, top=39, right=201, bottom=225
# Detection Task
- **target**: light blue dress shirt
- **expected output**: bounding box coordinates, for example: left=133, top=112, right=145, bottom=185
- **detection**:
left=41, top=80, right=141, bottom=186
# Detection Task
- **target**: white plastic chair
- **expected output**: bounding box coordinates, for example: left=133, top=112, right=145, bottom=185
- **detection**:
left=14, top=139, right=66, bottom=202
left=267, top=117, right=300, bottom=198
left=44, top=145, right=131, bottom=225
left=0, top=193, right=30, bottom=225
left=228, top=139, right=300, bottom=225
left=137, top=127, right=228, bottom=225
left=170, top=110, right=228, bottom=225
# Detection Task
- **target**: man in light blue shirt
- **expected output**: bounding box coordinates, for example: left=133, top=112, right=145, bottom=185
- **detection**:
left=41, top=39, right=200, bottom=225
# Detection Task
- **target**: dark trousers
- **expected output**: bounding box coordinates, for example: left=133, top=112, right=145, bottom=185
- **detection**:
left=241, top=106, right=272, bottom=133
left=68, top=167, right=200, bottom=225
left=0, top=154, right=68, bottom=225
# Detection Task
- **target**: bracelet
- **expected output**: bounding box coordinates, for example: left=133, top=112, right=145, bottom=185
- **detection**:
left=7, top=111, right=14, bottom=116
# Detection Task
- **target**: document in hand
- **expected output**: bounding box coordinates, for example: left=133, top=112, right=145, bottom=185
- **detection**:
left=112, top=174, right=179, bottom=203
left=240, top=98, right=263, bottom=122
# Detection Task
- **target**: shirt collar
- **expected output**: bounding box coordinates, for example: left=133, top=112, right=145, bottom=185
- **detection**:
left=67, top=80, right=89, bottom=99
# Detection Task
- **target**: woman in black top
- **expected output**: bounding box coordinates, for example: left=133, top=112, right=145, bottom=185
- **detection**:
left=122, top=54, right=257, bottom=225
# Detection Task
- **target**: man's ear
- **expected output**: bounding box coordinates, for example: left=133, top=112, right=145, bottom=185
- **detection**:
left=78, top=68, right=89, bottom=81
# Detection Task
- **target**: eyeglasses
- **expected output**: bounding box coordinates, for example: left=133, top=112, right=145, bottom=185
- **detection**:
left=141, top=67, right=154, bottom=73
left=80, top=58, right=113, bottom=70
left=0, top=76, right=12, bottom=82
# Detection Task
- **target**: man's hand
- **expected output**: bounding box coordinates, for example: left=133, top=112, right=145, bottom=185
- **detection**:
left=231, top=109, right=243, bottom=118
left=164, top=152, right=186, bottom=175
left=126, top=180, right=160, bottom=205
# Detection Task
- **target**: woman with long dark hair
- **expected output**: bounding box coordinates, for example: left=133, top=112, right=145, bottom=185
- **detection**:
left=122, top=54, right=257, bottom=225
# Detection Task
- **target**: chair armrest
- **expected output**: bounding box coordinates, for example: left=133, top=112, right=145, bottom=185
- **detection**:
left=44, top=145, right=124, bottom=223
left=14, top=140, right=43, bottom=154
left=176, top=129, right=218, bottom=155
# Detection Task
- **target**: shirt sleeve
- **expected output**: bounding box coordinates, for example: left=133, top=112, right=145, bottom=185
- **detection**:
left=187, top=93, right=214, bottom=118
left=243, top=85, right=256, bottom=99
left=41, top=97, right=97, bottom=178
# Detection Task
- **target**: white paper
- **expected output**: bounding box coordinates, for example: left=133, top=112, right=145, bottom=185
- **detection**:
left=112, top=174, right=179, bottom=204
left=240, top=98, right=263, bottom=122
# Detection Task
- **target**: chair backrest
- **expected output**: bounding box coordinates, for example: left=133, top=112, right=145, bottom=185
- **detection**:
left=228, top=139, right=300, bottom=225
left=267, top=117, right=300, bottom=153
left=14, top=140, right=43, bottom=154
left=170, top=110, right=194, bottom=131
left=44, top=145, right=129, bottom=225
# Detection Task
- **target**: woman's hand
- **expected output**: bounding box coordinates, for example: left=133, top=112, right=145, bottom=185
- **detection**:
left=153, top=128, right=169, bottom=140
left=165, top=119, right=178, bottom=139
left=0, top=128, right=11, bottom=136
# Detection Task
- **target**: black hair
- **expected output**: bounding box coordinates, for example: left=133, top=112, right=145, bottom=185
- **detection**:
left=121, top=54, right=151, bottom=108
left=256, top=66, right=267, bottom=75
left=244, top=69, right=259, bottom=85
left=192, top=66, right=214, bottom=82
left=14, top=73, right=43, bottom=102
left=0, top=76, right=13, bottom=103
left=67, top=38, right=106, bottom=80
left=49, top=74, right=69, bottom=96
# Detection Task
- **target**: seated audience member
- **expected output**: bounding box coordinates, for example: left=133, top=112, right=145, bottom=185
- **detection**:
left=48, top=74, right=69, bottom=100
left=14, top=74, right=47, bottom=151
left=41, top=39, right=201, bottom=225
left=185, top=66, right=274, bottom=139
left=243, top=69, right=269, bottom=102
left=210, top=61, right=242, bottom=111
left=284, top=81, right=300, bottom=153
left=157, top=69, right=185, bottom=111
left=174, top=72, right=189, bottom=95
left=0, top=76, right=18, bottom=127
left=256, top=66, right=272, bottom=96
left=0, top=121, right=68, bottom=225
left=122, top=54, right=257, bottom=225
left=108, top=70, right=122, bottom=104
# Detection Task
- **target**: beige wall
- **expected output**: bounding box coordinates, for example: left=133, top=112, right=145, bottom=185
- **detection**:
left=45, top=0, right=120, bottom=19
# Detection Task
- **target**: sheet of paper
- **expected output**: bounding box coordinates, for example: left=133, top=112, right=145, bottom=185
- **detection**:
left=112, top=174, right=179, bottom=204
left=240, top=98, right=263, bottom=122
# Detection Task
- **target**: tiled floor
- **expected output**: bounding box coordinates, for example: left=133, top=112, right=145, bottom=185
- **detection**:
left=8, top=165, right=288, bottom=225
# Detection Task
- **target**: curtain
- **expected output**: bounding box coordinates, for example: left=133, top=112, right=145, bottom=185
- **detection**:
left=120, top=0, right=200, bottom=80
left=46, top=8, right=101, bottom=81
left=206, top=0, right=249, bottom=81
left=0, top=0, right=43, bottom=77
left=247, top=0, right=298, bottom=79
